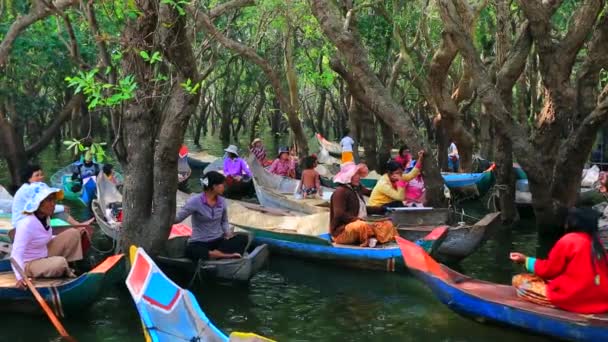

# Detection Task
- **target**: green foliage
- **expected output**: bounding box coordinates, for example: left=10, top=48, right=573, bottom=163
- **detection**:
left=65, top=69, right=137, bottom=109
left=139, top=50, right=163, bottom=64
left=161, top=0, right=189, bottom=16
left=180, top=78, right=201, bottom=95
left=62, top=138, right=108, bottom=162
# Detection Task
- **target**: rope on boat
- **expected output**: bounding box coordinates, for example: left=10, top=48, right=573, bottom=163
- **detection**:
left=187, top=259, right=205, bottom=288
left=146, top=326, right=198, bottom=341
left=486, top=184, right=509, bottom=213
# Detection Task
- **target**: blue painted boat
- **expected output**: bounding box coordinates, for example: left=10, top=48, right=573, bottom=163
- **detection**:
left=233, top=221, right=448, bottom=272
left=396, top=237, right=608, bottom=341
left=126, top=246, right=272, bottom=342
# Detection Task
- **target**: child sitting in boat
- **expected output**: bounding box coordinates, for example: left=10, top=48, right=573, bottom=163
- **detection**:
left=394, top=145, right=412, bottom=170
left=404, top=161, right=426, bottom=207
left=510, top=207, right=608, bottom=314
left=175, top=171, right=248, bottom=261
left=369, top=151, right=425, bottom=208
left=269, top=147, right=296, bottom=178
left=296, top=156, right=323, bottom=199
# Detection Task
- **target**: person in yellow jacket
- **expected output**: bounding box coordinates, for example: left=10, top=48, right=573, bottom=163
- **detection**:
left=369, top=151, right=425, bottom=207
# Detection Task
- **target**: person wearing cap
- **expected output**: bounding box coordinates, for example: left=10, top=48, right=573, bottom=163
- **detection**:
left=268, top=147, right=296, bottom=178
left=249, top=138, right=271, bottom=167
left=12, top=164, right=94, bottom=227
left=222, top=145, right=252, bottom=182
left=369, top=151, right=425, bottom=207
left=330, top=162, right=397, bottom=247
left=11, top=183, right=88, bottom=289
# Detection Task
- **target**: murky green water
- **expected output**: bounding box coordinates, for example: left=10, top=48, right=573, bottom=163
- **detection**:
left=0, top=135, right=550, bottom=341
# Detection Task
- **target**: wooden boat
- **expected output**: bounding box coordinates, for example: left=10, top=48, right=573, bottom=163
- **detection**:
left=248, top=155, right=334, bottom=214
left=0, top=254, right=123, bottom=316
left=177, top=152, right=192, bottom=187
left=388, top=207, right=451, bottom=227
left=396, top=237, right=608, bottom=341
left=50, top=164, right=123, bottom=206
left=396, top=212, right=501, bottom=264
left=157, top=232, right=269, bottom=282
left=92, top=172, right=124, bottom=242
left=187, top=150, right=219, bottom=169
left=228, top=200, right=448, bottom=272
left=442, top=171, right=495, bottom=198
left=315, top=133, right=343, bottom=156
left=126, top=246, right=273, bottom=342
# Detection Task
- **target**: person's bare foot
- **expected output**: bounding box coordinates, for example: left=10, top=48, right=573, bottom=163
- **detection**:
left=229, top=253, right=242, bottom=259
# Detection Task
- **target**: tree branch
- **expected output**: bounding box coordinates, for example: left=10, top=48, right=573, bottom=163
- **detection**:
left=25, top=94, right=83, bottom=156
left=0, top=0, right=80, bottom=67
left=191, top=0, right=255, bottom=32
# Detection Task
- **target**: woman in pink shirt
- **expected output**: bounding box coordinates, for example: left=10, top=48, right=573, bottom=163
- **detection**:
left=268, top=147, right=296, bottom=178
left=11, top=183, right=88, bottom=288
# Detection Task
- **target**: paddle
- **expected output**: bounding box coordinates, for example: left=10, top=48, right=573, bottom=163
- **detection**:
left=9, top=258, right=76, bottom=342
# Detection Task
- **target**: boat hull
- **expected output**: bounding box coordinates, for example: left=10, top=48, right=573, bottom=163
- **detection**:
left=0, top=254, right=124, bottom=316
left=416, top=270, right=608, bottom=341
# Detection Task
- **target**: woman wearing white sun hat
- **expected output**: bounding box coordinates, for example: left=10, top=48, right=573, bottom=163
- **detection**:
left=11, top=183, right=88, bottom=289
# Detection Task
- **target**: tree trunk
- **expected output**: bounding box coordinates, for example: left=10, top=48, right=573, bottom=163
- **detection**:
left=377, top=120, right=393, bottom=173
left=311, top=0, right=445, bottom=206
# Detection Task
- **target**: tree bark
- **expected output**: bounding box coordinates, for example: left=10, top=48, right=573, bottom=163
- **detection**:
left=311, top=0, right=445, bottom=206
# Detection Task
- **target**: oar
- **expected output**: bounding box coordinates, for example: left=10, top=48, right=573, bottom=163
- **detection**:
left=9, top=258, right=76, bottom=342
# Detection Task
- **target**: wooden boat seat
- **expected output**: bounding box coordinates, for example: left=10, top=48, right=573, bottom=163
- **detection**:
left=0, top=271, right=71, bottom=288
left=443, top=267, right=608, bottom=325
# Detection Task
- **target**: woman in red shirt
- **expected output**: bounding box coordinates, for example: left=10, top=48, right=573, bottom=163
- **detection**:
left=510, top=207, right=608, bottom=314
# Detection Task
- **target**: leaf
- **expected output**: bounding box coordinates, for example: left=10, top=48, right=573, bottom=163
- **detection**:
left=139, top=50, right=150, bottom=61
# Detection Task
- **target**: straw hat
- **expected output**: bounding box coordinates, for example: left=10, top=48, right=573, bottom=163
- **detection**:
left=224, top=145, right=239, bottom=156
left=23, top=182, right=64, bottom=214
left=333, top=162, right=369, bottom=184
left=251, top=138, right=262, bottom=147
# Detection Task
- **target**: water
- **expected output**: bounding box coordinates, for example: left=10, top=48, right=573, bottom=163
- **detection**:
left=0, top=135, right=550, bottom=341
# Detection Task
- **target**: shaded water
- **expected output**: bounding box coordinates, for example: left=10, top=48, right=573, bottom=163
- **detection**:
left=0, top=135, right=550, bottom=341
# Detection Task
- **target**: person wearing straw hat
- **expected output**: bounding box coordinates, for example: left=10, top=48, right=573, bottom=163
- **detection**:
left=330, top=162, right=397, bottom=248
left=222, top=145, right=252, bottom=182
left=11, top=183, right=88, bottom=289
left=249, top=138, right=271, bottom=167
left=268, top=147, right=296, bottom=178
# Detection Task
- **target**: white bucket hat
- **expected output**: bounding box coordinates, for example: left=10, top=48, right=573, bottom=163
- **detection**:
left=224, top=145, right=239, bottom=156
left=23, top=182, right=64, bottom=214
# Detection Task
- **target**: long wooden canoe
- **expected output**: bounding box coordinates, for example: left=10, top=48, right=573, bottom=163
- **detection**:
left=0, top=254, right=123, bottom=316
left=248, top=155, right=334, bottom=214
left=228, top=200, right=448, bottom=272
left=127, top=246, right=273, bottom=342
left=396, top=237, right=608, bottom=341
left=442, top=171, right=495, bottom=198
left=395, top=212, right=500, bottom=264
left=157, top=232, right=269, bottom=282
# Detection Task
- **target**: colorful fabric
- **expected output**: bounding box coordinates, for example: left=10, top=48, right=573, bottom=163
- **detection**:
left=223, top=157, right=252, bottom=177
left=330, top=184, right=384, bottom=237
left=512, top=273, right=553, bottom=306
left=405, top=176, right=425, bottom=203
left=341, top=151, right=354, bottom=163
left=301, top=185, right=318, bottom=196
left=527, top=232, right=608, bottom=313
left=268, top=159, right=295, bottom=178
left=340, top=136, right=355, bottom=152
left=250, top=146, right=267, bottom=164
left=332, top=219, right=396, bottom=246
left=368, top=165, right=421, bottom=207
left=175, top=193, right=229, bottom=243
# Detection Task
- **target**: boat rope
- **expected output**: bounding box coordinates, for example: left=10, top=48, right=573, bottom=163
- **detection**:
left=486, top=184, right=509, bottom=213
left=187, top=259, right=205, bottom=288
